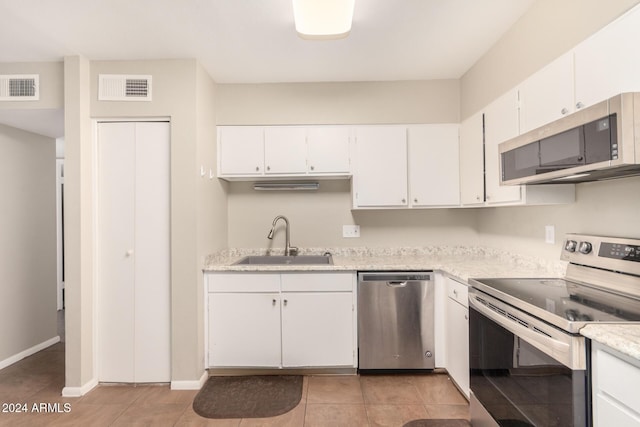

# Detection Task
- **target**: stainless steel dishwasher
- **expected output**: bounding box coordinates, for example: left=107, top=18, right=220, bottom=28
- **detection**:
left=358, top=272, right=435, bottom=370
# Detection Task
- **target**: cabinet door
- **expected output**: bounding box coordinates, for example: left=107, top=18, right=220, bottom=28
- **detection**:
left=281, top=292, right=355, bottom=367
left=446, top=298, right=469, bottom=398
left=208, top=293, right=281, bottom=367
left=519, top=52, right=574, bottom=134
left=218, top=126, right=264, bottom=175
left=353, top=126, right=408, bottom=207
left=575, top=6, right=640, bottom=110
left=459, top=112, right=485, bottom=205
left=408, top=124, right=460, bottom=207
left=264, top=126, right=307, bottom=174
left=307, top=126, right=351, bottom=174
left=483, top=89, right=522, bottom=204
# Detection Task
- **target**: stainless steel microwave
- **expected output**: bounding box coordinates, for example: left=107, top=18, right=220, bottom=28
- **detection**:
left=500, top=92, right=640, bottom=184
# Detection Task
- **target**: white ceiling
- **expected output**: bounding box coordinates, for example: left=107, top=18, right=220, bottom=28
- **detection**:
left=0, top=0, right=535, bottom=137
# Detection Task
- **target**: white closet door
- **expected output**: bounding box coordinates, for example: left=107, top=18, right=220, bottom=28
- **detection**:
left=97, top=122, right=170, bottom=383
left=133, top=122, right=170, bottom=382
left=98, top=122, right=137, bottom=382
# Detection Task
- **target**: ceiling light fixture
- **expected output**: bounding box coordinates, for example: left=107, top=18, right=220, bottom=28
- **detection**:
left=292, top=0, right=355, bottom=40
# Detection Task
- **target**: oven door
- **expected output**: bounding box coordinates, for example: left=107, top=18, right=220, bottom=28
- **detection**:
left=468, top=289, right=590, bottom=427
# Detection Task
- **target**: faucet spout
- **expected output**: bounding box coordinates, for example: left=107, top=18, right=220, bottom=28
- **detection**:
left=268, top=215, right=298, bottom=256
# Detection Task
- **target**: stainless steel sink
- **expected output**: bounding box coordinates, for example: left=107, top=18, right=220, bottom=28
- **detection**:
left=234, top=255, right=333, bottom=265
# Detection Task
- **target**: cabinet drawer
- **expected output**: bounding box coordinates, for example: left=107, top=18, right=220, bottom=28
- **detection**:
left=597, top=348, right=640, bottom=412
left=281, top=273, right=354, bottom=292
left=207, top=273, right=280, bottom=292
left=446, top=277, right=468, bottom=307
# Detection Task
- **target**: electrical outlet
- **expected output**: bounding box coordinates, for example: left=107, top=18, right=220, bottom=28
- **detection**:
left=343, top=225, right=360, bottom=238
left=545, top=225, right=555, bottom=244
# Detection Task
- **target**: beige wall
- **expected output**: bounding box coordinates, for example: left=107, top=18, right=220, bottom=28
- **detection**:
left=227, top=181, right=479, bottom=249
left=477, top=177, right=640, bottom=261
left=217, top=80, right=460, bottom=125
left=195, top=63, right=227, bottom=375
left=63, top=55, right=94, bottom=390
left=461, top=0, right=640, bottom=119
left=0, top=62, right=64, bottom=110
left=0, top=124, right=57, bottom=363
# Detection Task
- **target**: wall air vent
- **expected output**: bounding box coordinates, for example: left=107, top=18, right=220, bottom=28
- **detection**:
left=0, top=74, right=40, bottom=101
left=98, top=74, right=152, bottom=101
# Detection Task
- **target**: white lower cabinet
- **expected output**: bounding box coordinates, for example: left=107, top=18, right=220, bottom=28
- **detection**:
left=444, top=277, right=469, bottom=398
left=592, top=342, right=640, bottom=426
left=207, top=272, right=357, bottom=369
left=281, top=292, right=355, bottom=367
left=208, top=292, right=281, bottom=367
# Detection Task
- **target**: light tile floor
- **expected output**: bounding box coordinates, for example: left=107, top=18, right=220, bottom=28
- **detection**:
left=0, top=342, right=469, bottom=426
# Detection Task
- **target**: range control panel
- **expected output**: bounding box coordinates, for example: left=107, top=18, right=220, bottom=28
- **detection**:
left=599, top=242, right=640, bottom=262
left=561, top=234, right=640, bottom=276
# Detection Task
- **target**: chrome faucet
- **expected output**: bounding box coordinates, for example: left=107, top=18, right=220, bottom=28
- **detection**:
left=268, top=215, right=298, bottom=256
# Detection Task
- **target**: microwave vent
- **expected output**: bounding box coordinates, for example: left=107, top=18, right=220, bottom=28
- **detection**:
left=98, top=74, right=152, bottom=101
left=0, top=74, right=39, bottom=101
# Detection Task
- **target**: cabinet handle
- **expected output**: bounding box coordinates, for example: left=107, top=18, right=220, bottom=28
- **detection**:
left=266, top=166, right=271, bottom=171
left=256, top=166, right=260, bottom=172
left=453, top=289, right=458, bottom=296
left=576, top=101, right=585, bottom=110
left=414, top=198, right=418, bottom=203
left=465, top=314, right=469, bottom=320
left=486, top=195, right=491, bottom=200
left=476, top=195, right=481, bottom=201
left=561, top=107, right=569, bottom=115
left=401, top=198, right=406, bottom=204
left=310, top=165, right=315, bottom=171
left=125, top=249, right=134, bottom=257
left=272, top=299, right=277, bottom=306
left=283, top=299, right=288, bottom=306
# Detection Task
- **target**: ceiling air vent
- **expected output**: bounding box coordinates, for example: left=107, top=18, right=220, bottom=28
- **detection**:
left=98, top=74, right=152, bottom=101
left=0, top=74, right=40, bottom=101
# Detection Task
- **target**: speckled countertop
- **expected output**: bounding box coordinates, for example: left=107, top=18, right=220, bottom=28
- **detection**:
left=204, top=246, right=567, bottom=280
left=581, top=324, right=640, bottom=361
left=204, top=246, right=640, bottom=360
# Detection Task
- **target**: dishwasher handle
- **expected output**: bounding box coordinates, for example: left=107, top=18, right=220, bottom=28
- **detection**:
left=386, top=281, right=407, bottom=287
left=359, top=272, right=432, bottom=282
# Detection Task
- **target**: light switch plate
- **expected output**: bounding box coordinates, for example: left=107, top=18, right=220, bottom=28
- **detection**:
left=343, top=225, right=360, bottom=238
left=545, top=225, right=555, bottom=244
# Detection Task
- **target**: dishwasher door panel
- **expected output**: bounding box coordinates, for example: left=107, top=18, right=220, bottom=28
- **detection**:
left=358, top=272, right=435, bottom=370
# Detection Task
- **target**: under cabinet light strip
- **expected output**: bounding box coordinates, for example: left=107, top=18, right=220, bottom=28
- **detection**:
left=253, top=182, right=320, bottom=191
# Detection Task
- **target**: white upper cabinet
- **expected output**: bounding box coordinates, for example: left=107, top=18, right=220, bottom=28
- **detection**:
left=408, top=124, right=460, bottom=207
left=306, top=126, right=351, bottom=174
left=459, top=112, right=485, bottom=206
left=352, top=126, right=408, bottom=208
left=575, top=5, right=640, bottom=110
left=217, top=125, right=352, bottom=180
left=264, top=126, right=307, bottom=174
left=519, top=52, right=575, bottom=134
left=483, top=89, right=522, bottom=204
left=218, top=126, right=264, bottom=176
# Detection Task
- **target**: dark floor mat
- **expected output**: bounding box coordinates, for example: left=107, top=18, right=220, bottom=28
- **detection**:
left=403, top=420, right=471, bottom=427
left=192, top=375, right=303, bottom=419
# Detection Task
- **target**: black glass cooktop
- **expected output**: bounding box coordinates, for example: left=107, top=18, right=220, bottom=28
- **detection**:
left=471, top=277, right=640, bottom=330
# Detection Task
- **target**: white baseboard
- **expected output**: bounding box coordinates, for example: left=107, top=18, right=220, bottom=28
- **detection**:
left=171, top=371, right=208, bottom=390
left=62, top=377, right=98, bottom=397
left=0, top=336, right=61, bottom=371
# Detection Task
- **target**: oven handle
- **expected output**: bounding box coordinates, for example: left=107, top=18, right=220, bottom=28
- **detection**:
left=468, top=291, right=584, bottom=370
